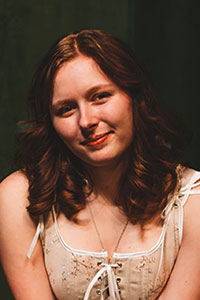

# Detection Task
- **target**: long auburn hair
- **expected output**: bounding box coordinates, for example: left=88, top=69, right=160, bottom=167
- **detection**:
left=17, top=29, right=185, bottom=224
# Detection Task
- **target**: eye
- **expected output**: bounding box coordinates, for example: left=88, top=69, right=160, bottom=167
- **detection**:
left=55, top=104, right=77, bottom=117
left=93, top=92, right=111, bottom=101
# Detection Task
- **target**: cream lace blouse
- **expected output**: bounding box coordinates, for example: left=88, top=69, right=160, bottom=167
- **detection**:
left=27, top=166, right=200, bottom=300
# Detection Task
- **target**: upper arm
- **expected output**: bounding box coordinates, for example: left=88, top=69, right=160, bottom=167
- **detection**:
left=158, top=181, right=200, bottom=300
left=0, top=171, right=55, bottom=300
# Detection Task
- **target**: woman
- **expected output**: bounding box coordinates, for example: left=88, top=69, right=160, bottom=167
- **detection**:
left=0, top=29, right=200, bottom=300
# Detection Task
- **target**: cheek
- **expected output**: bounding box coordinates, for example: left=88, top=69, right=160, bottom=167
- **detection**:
left=112, top=98, right=133, bottom=129
left=52, top=119, right=78, bottom=143
left=117, top=101, right=134, bottom=141
left=123, top=99, right=133, bottom=125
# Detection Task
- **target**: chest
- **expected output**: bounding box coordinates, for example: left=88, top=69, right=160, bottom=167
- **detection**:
left=57, top=211, right=163, bottom=257
left=42, top=208, right=180, bottom=300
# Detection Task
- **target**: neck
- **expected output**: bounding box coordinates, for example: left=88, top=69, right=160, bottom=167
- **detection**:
left=85, top=158, right=128, bottom=205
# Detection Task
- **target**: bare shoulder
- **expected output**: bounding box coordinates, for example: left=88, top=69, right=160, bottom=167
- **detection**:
left=0, top=170, right=35, bottom=260
left=179, top=167, right=200, bottom=236
left=0, top=169, right=29, bottom=193
left=0, top=174, right=55, bottom=299
left=156, top=176, right=200, bottom=299
left=0, top=170, right=29, bottom=210
left=183, top=178, right=200, bottom=238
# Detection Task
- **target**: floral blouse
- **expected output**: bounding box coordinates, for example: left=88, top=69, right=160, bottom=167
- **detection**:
left=27, top=166, right=200, bottom=300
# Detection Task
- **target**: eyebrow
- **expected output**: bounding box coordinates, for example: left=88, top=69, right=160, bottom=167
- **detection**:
left=52, top=83, right=113, bottom=110
left=84, top=84, right=113, bottom=99
left=52, top=99, right=73, bottom=109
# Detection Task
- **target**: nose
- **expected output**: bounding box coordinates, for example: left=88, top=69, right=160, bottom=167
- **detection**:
left=79, top=103, right=98, bottom=133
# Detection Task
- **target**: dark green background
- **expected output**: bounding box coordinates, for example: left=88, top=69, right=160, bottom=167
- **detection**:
left=0, top=0, right=199, bottom=298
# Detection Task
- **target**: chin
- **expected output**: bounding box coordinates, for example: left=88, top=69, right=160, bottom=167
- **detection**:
left=69, top=145, right=132, bottom=168
left=81, top=154, right=127, bottom=168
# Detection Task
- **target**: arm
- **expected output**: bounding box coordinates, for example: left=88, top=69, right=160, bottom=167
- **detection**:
left=0, top=171, right=55, bottom=300
left=157, top=183, right=200, bottom=300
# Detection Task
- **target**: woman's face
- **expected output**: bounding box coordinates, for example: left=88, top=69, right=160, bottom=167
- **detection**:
left=51, top=55, right=133, bottom=167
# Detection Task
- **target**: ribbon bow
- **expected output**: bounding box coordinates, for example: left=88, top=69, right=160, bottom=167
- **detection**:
left=83, top=263, right=121, bottom=300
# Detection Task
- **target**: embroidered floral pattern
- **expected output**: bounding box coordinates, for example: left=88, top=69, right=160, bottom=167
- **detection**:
left=71, top=253, right=103, bottom=280
left=47, top=267, right=55, bottom=284
left=61, top=264, right=72, bottom=282
left=51, top=235, right=61, bottom=248
left=136, top=256, right=156, bottom=272
left=45, top=248, right=50, bottom=255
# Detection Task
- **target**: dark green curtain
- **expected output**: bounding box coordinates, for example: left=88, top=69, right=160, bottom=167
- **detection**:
left=0, top=0, right=199, bottom=298
left=135, top=0, right=200, bottom=168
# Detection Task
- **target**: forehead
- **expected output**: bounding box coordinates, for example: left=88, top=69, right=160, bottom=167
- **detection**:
left=54, top=55, right=108, bottom=83
left=52, top=55, right=115, bottom=102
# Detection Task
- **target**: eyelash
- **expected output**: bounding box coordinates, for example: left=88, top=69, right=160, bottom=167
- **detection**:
left=54, top=91, right=112, bottom=117
left=55, top=105, right=76, bottom=116
left=93, top=91, right=111, bottom=101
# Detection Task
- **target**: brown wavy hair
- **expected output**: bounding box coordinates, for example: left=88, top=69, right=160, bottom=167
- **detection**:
left=16, top=29, right=186, bottom=224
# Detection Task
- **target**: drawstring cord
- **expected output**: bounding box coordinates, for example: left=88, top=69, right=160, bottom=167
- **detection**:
left=83, top=263, right=121, bottom=300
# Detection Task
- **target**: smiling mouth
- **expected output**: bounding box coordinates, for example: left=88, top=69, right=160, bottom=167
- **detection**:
left=80, top=132, right=113, bottom=146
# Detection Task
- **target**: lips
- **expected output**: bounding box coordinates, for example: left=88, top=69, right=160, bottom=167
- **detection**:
left=80, top=132, right=112, bottom=146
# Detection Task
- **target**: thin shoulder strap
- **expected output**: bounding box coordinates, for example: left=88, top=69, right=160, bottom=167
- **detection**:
left=161, top=169, right=200, bottom=244
left=27, top=215, right=44, bottom=259
left=179, top=171, right=200, bottom=206
left=177, top=170, right=200, bottom=243
left=52, top=204, right=57, bottom=221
